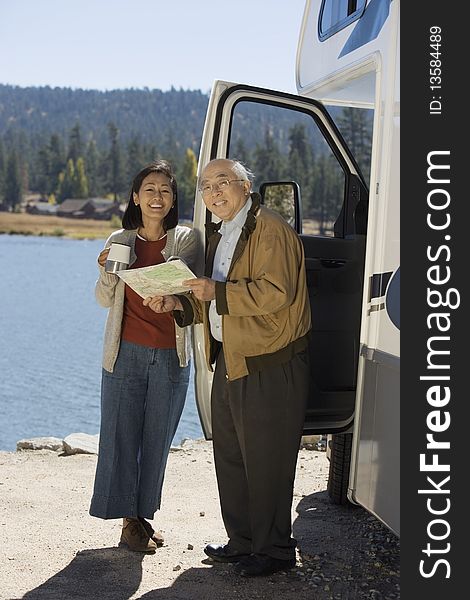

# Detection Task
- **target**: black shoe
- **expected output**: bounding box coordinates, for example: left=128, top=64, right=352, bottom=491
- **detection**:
left=204, top=543, right=250, bottom=563
left=234, top=553, right=296, bottom=577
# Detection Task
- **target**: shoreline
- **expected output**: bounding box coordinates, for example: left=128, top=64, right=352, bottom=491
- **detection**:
left=0, top=212, right=114, bottom=239
left=9, top=432, right=322, bottom=456
left=12, top=433, right=208, bottom=456
left=0, top=212, right=193, bottom=240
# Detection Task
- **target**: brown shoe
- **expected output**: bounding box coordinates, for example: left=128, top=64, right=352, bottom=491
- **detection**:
left=138, top=517, right=165, bottom=547
left=119, top=518, right=157, bottom=553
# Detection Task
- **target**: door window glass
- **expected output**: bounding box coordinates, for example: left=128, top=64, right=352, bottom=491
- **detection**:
left=327, top=105, right=373, bottom=185
left=228, top=100, right=345, bottom=237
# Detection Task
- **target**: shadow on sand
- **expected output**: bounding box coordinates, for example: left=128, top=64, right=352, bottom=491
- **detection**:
left=20, top=491, right=399, bottom=600
left=21, top=547, right=144, bottom=600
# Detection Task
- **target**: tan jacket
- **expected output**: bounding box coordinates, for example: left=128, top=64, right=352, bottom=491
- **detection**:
left=176, top=194, right=311, bottom=380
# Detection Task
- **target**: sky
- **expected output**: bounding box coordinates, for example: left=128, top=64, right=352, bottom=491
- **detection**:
left=0, top=0, right=307, bottom=94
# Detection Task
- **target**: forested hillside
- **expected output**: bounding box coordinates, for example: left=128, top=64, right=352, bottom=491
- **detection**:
left=0, top=84, right=372, bottom=223
left=0, top=84, right=208, bottom=148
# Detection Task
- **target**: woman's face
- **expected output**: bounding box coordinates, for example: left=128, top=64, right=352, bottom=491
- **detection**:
left=133, top=172, right=174, bottom=225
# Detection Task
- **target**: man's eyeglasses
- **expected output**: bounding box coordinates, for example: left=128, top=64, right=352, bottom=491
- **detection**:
left=198, top=179, right=245, bottom=197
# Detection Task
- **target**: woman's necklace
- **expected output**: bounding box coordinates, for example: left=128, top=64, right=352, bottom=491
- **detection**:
left=138, top=228, right=166, bottom=242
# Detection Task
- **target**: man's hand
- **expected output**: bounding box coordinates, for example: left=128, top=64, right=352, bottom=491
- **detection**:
left=143, top=294, right=182, bottom=313
left=183, top=277, right=216, bottom=301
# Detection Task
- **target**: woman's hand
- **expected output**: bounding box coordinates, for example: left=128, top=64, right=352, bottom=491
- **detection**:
left=143, top=295, right=182, bottom=313
left=98, top=248, right=110, bottom=267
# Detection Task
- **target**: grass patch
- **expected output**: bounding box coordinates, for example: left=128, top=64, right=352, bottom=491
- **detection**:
left=0, top=212, right=114, bottom=239
left=51, top=228, right=65, bottom=237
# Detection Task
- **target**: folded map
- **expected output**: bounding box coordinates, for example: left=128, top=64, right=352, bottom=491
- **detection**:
left=116, top=259, right=196, bottom=298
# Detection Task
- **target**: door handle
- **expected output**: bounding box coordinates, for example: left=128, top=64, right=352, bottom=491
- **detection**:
left=320, top=259, right=346, bottom=268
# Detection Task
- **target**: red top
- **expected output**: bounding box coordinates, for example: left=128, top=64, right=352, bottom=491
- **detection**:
left=121, top=235, right=176, bottom=348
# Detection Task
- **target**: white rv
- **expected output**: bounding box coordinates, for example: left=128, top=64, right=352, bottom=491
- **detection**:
left=191, top=0, right=400, bottom=535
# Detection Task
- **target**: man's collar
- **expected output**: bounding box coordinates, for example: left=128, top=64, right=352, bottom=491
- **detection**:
left=220, top=196, right=252, bottom=235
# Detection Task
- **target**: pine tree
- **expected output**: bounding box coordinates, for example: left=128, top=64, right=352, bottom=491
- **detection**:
left=75, top=157, right=89, bottom=198
left=57, top=159, right=76, bottom=202
left=67, top=123, right=83, bottom=163
left=17, top=131, right=30, bottom=189
left=0, top=138, right=5, bottom=198
left=85, top=139, right=100, bottom=197
left=178, top=148, right=198, bottom=219
left=57, top=157, right=89, bottom=201
left=337, top=108, right=372, bottom=183
left=20, top=161, right=29, bottom=196
left=107, top=122, right=124, bottom=202
left=162, top=128, right=179, bottom=169
left=286, top=123, right=314, bottom=215
left=252, top=127, right=284, bottom=186
left=287, top=123, right=312, bottom=179
left=144, top=143, right=158, bottom=164
left=48, top=134, right=65, bottom=196
left=311, top=154, right=344, bottom=235
left=231, top=138, right=251, bottom=167
left=4, top=150, right=22, bottom=210
left=35, top=144, right=51, bottom=198
left=126, top=136, right=145, bottom=182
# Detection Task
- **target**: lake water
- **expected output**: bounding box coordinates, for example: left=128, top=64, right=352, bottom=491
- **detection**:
left=0, top=234, right=203, bottom=451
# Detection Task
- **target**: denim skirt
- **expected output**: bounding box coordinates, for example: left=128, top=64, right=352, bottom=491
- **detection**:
left=89, top=340, right=190, bottom=519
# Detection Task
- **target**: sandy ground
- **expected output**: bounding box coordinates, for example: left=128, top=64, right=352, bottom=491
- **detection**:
left=0, top=440, right=400, bottom=600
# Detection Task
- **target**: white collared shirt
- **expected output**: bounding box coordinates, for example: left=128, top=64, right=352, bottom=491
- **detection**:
left=209, top=197, right=252, bottom=342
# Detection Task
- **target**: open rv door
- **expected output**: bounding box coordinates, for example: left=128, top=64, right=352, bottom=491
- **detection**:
left=192, top=80, right=369, bottom=442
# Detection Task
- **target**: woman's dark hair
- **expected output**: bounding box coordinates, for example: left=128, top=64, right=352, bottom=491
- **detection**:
left=121, top=159, right=179, bottom=231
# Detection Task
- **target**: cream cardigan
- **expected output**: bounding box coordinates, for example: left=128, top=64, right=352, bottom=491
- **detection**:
left=95, top=226, right=198, bottom=372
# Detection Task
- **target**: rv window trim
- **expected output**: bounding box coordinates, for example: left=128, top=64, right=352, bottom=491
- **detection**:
left=318, top=0, right=367, bottom=42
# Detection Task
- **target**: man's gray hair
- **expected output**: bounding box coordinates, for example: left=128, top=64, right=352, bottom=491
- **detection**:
left=231, top=160, right=255, bottom=183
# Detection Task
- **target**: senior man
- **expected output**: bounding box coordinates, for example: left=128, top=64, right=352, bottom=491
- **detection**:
left=144, top=158, right=311, bottom=576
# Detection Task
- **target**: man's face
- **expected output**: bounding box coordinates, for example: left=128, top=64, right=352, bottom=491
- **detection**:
left=200, top=159, right=251, bottom=222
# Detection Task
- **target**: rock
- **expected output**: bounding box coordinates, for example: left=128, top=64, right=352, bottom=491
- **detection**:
left=170, top=438, right=207, bottom=453
left=182, top=438, right=208, bottom=451
left=16, top=437, right=63, bottom=452
left=62, top=433, right=99, bottom=455
left=169, top=444, right=185, bottom=453
left=300, top=435, right=320, bottom=449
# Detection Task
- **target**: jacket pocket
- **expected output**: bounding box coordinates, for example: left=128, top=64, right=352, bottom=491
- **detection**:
left=262, top=314, right=278, bottom=332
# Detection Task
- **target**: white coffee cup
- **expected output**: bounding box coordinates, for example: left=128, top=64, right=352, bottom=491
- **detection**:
left=105, top=243, right=131, bottom=273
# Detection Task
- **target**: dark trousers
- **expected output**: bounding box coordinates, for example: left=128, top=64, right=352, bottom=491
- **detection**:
left=211, top=347, right=309, bottom=561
